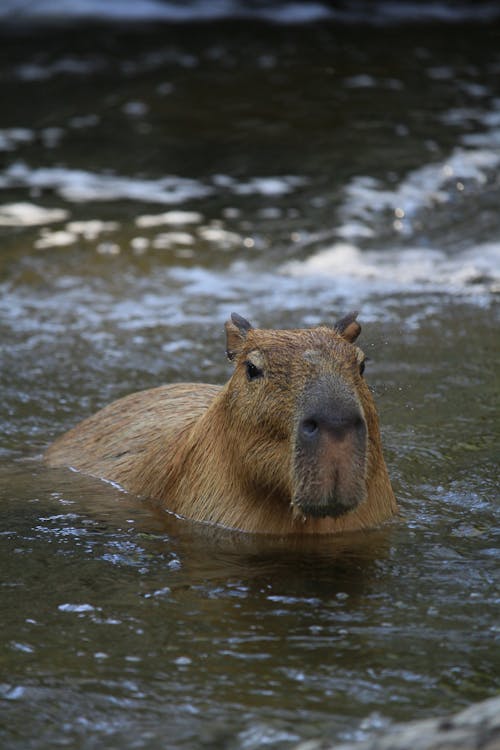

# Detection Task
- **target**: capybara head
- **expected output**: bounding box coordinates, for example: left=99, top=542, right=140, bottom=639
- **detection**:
left=224, top=312, right=374, bottom=520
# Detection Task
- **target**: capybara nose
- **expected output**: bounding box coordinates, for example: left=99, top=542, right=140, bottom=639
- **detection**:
left=299, top=410, right=365, bottom=443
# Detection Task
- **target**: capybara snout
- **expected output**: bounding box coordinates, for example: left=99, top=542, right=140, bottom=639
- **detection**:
left=45, top=312, right=396, bottom=535
left=293, top=374, right=368, bottom=520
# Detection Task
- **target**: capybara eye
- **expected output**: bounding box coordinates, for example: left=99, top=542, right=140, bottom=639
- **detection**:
left=245, top=361, right=264, bottom=381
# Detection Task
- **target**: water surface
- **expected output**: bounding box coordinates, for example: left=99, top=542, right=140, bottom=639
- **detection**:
left=0, top=6, right=499, bottom=749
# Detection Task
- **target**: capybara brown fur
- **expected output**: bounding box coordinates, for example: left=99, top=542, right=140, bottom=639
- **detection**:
left=45, top=312, right=397, bottom=535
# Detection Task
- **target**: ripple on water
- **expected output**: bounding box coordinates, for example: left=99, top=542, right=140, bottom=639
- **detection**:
left=1, top=13, right=499, bottom=750
left=2, top=0, right=500, bottom=25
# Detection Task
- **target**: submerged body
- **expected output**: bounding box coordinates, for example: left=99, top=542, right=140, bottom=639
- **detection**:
left=45, top=313, right=397, bottom=534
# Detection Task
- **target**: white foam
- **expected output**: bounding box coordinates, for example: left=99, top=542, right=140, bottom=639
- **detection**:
left=4, top=163, right=213, bottom=204
left=97, top=241, right=121, bottom=256
left=2, top=0, right=499, bottom=24
left=31, top=220, right=120, bottom=249
left=136, top=210, right=203, bottom=227
left=211, top=173, right=305, bottom=196
left=58, top=603, right=96, bottom=613
left=198, top=225, right=243, bottom=248
left=1, top=239, right=497, bottom=348
left=66, top=220, right=120, bottom=239
left=283, top=241, right=500, bottom=297
left=230, top=176, right=305, bottom=196
left=339, top=145, right=500, bottom=238
left=130, top=236, right=150, bottom=253
left=0, top=128, right=34, bottom=151
left=152, top=232, right=194, bottom=250
left=2, top=163, right=306, bottom=206
left=336, top=221, right=375, bottom=240
left=0, top=0, right=331, bottom=24
left=338, top=99, right=500, bottom=240
left=35, top=229, right=77, bottom=249
left=15, top=57, right=105, bottom=81
left=0, top=202, right=68, bottom=227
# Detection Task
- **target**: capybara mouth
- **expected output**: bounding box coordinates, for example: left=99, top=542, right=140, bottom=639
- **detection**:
left=293, top=492, right=364, bottom=520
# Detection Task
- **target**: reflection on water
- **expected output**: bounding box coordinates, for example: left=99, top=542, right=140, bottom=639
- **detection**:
left=2, top=0, right=500, bottom=24
left=1, top=459, right=498, bottom=749
left=0, top=6, right=499, bottom=749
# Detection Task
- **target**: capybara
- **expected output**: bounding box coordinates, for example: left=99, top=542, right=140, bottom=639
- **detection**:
left=45, top=312, right=397, bottom=534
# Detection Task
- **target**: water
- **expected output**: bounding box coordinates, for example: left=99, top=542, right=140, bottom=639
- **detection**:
left=1, top=4, right=499, bottom=748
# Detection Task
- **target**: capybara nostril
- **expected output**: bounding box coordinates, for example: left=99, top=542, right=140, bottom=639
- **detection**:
left=332, top=412, right=366, bottom=439
left=300, top=418, right=319, bottom=440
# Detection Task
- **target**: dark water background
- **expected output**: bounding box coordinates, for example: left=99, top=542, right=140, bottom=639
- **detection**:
left=1, top=2, right=499, bottom=748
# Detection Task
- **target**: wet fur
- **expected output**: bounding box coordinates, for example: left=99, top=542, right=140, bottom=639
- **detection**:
left=45, top=317, right=397, bottom=535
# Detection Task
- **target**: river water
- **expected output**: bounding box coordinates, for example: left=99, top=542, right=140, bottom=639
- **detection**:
left=1, top=2, right=499, bottom=748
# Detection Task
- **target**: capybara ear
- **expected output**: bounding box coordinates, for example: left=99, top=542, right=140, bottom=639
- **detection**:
left=334, top=311, right=361, bottom=343
left=225, top=313, right=253, bottom=361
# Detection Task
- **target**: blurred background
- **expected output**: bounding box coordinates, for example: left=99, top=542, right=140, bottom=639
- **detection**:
left=1, top=2, right=499, bottom=749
